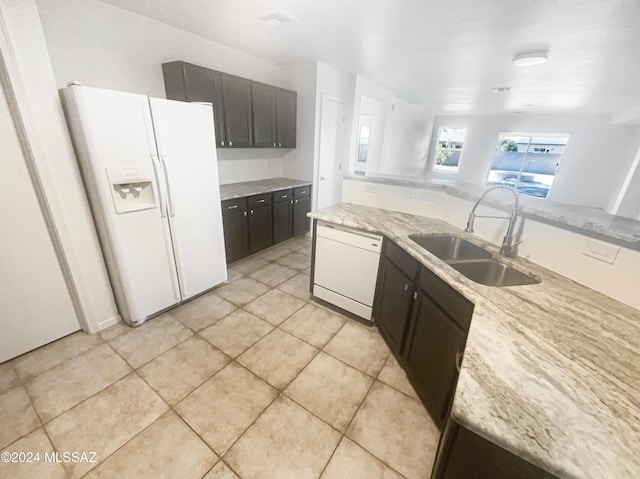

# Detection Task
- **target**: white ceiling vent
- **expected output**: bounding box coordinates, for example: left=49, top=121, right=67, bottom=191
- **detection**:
left=259, top=10, right=299, bottom=27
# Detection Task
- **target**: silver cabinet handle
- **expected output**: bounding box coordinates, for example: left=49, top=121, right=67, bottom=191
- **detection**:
left=404, top=284, right=409, bottom=292
left=229, top=141, right=233, bottom=146
left=227, top=204, right=238, bottom=210
left=250, top=209, right=254, bottom=215
left=300, top=190, right=307, bottom=195
left=273, top=142, right=276, bottom=147
left=281, top=194, right=288, bottom=199
left=455, top=351, right=464, bottom=372
left=290, top=200, right=294, bottom=205
left=221, top=140, right=225, bottom=146
left=243, top=211, right=247, bottom=217
left=278, top=142, right=282, bottom=147
left=413, top=291, right=417, bottom=300
left=257, top=199, right=265, bottom=204
left=295, top=199, right=298, bottom=204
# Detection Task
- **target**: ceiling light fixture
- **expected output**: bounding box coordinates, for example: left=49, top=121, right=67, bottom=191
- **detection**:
left=512, top=51, right=548, bottom=67
left=259, top=10, right=299, bottom=26
left=492, top=87, right=512, bottom=93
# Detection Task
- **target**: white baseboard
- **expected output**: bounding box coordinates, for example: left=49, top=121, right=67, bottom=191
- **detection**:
left=94, top=314, right=122, bottom=333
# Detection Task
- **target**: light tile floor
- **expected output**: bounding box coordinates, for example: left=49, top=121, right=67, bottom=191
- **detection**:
left=0, top=235, right=440, bottom=479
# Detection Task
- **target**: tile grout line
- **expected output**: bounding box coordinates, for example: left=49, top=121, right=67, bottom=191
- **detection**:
left=4, top=336, right=114, bottom=458
left=214, top=315, right=345, bottom=474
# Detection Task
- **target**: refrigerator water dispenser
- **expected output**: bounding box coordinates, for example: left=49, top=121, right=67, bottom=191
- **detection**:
left=105, top=166, right=157, bottom=214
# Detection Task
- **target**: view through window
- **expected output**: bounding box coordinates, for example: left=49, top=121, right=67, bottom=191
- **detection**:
left=487, top=133, right=569, bottom=198
left=355, top=114, right=371, bottom=175
left=434, top=127, right=465, bottom=172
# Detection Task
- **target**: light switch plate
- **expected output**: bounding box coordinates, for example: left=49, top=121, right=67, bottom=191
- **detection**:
left=581, top=239, right=620, bottom=264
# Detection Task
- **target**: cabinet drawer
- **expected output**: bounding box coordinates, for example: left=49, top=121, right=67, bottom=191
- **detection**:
left=248, top=193, right=272, bottom=208
left=418, top=267, right=473, bottom=331
left=293, top=185, right=311, bottom=198
left=221, top=197, right=247, bottom=215
left=384, top=240, right=420, bottom=280
left=273, top=189, right=293, bottom=203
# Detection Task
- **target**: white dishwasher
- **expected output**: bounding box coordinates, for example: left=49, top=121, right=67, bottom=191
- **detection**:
left=313, top=221, right=383, bottom=321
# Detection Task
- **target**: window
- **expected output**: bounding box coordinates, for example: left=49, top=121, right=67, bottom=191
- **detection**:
left=434, top=127, right=465, bottom=172
left=355, top=114, right=371, bottom=175
left=487, top=133, right=569, bottom=198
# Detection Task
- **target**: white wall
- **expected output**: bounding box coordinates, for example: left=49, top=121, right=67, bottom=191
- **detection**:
left=36, top=0, right=296, bottom=185
left=2, top=0, right=119, bottom=333
left=281, top=61, right=317, bottom=182
left=381, top=100, right=432, bottom=176
left=359, top=96, right=387, bottom=173
left=425, top=114, right=640, bottom=212
left=343, top=178, right=640, bottom=312
left=350, top=75, right=433, bottom=177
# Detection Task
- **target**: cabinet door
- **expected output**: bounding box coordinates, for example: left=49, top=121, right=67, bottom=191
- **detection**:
left=405, top=291, right=466, bottom=422
left=222, top=210, right=249, bottom=263
left=221, top=75, right=253, bottom=147
left=292, top=196, right=310, bottom=236
left=375, top=259, right=415, bottom=355
left=249, top=204, right=273, bottom=252
left=162, top=62, right=226, bottom=147
left=273, top=200, right=293, bottom=244
left=252, top=83, right=276, bottom=147
left=276, top=88, right=296, bottom=148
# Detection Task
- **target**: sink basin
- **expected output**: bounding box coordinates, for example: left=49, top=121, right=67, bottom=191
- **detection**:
left=410, top=234, right=492, bottom=261
left=449, top=260, right=540, bottom=287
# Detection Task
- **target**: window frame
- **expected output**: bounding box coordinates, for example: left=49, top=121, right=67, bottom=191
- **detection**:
left=485, top=131, right=571, bottom=199
left=433, top=126, right=466, bottom=173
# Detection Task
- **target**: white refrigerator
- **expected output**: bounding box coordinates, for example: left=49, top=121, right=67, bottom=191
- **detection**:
left=61, top=85, right=227, bottom=326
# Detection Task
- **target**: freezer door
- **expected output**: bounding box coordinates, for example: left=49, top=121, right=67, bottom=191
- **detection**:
left=61, top=86, right=181, bottom=324
left=149, top=97, right=227, bottom=299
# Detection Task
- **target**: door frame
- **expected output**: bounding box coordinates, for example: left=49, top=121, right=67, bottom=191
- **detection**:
left=314, top=93, right=345, bottom=211
left=0, top=8, right=92, bottom=332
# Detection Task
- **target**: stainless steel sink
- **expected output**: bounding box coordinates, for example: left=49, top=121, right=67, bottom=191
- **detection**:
left=409, top=234, right=492, bottom=261
left=449, top=259, right=540, bottom=287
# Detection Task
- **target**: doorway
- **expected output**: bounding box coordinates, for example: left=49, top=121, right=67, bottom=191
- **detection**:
left=0, top=67, right=80, bottom=362
left=316, top=95, right=345, bottom=210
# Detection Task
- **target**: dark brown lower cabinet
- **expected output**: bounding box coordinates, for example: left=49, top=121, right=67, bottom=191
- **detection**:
left=221, top=198, right=249, bottom=264
left=221, top=185, right=311, bottom=264
left=405, top=291, right=466, bottom=424
left=293, top=196, right=311, bottom=236
left=373, top=238, right=472, bottom=428
left=432, top=420, right=559, bottom=479
left=273, top=199, right=293, bottom=244
left=248, top=203, right=272, bottom=253
left=374, top=258, right=415, bottom=355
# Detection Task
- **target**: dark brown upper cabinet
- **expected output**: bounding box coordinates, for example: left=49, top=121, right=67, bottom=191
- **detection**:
left=161, top=61, right=226, bottom=147
left=221, top=74, right=253, bottom=147
left=251, top=82, right=276, bottom=147
left=162, top=60, right=296, bottom=149
left=276, top=88, right=297, bottom=148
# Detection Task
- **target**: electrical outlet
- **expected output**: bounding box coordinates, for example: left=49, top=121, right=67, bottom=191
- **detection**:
left=581, top=240, right=620, bottom=264
left=364, top=184, right=378, bottom=194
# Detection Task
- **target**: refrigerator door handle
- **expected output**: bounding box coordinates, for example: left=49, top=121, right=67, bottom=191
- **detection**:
left=150, top=155, right=167, bottom=218
left=159, top=155, right=176, bottom=217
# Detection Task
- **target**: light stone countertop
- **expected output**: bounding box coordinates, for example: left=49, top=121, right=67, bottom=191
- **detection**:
left=343, top=173, right=640, bottom=251
left=220, top=178, right=312, bottom=201
left=308, top=202, right=640, bottom=479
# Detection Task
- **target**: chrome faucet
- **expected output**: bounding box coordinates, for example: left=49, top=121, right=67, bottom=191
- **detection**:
left=465, top=186, right=521, bottom=256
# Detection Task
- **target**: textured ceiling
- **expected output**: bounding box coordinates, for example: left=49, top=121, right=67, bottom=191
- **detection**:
left=101, top=0, right=640, bottom=115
